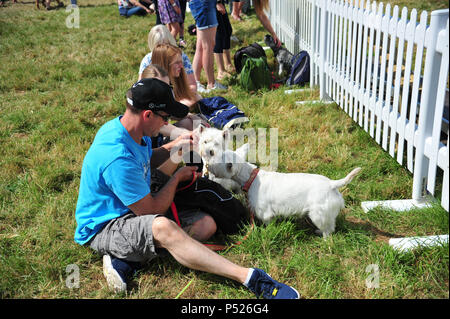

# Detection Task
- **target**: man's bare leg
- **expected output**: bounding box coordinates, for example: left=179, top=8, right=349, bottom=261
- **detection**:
left=152, top=216, right=249, bottom=284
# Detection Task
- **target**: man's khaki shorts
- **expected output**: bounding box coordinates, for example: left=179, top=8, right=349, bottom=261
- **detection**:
left=89, top=210, right=207, bottom=263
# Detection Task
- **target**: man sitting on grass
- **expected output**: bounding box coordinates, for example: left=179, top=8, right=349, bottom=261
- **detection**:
left=74, top=76, right=299, bottom=299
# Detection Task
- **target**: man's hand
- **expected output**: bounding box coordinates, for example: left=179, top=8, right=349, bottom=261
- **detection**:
left=164, top=132, right=193, bottom=151
left=129, top=166, right=199, bottom=216
left=174, top=166, right=199, bottom=183
left=174, top=132, right=194, bottom=149
left=170, top=132, right=194, bottom=161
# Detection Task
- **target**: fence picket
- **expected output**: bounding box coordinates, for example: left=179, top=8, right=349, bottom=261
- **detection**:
left=363, top=2, right=376, bottom=132
left=375, top=4, right=391, bottom=144
left=337, top=1, right=346, bottom=108
left=406, top=11, right=428, bottom=172
left=382, top=6, right=399, bottom=151
left=389, top=7, right=408, bottom=157
left=396, top=9, right=417, bottom=166
left=343, top=1, right=352, bottom=113
left=354, top=2, right=365, bottom=122
left=328, top=2, right=336, bottom=99
left=369, top=2, right=384, bottom=138
left=358, top=2, right=369, bottom=127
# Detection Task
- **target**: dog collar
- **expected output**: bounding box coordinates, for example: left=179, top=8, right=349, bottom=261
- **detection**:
left=243, top=168, right=259, bottom=192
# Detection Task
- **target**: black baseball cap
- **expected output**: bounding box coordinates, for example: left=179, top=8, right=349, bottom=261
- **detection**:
left=127, top=78, right=189, bottom=118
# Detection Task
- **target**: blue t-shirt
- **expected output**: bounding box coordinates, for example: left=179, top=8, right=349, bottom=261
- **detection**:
left=74, top=116, right=153, bottom=245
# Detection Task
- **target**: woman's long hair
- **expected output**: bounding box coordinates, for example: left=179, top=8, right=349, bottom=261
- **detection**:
left=151, top=44, right=196, bottom=102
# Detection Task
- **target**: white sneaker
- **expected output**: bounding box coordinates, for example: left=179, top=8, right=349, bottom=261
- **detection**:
left=102, top=255, right=127, bottom=293
left=206, top=81, right=228, bottom=93
left=196, top=81, right=208, bottom=94
left=230, top=35, right=240, bottom=43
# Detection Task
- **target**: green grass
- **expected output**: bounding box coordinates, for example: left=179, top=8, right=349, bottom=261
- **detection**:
left=0, top=0, right=448, bottom=299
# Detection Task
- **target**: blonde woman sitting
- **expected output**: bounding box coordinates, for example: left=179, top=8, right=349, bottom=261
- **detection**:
left=138, top=25, right=197, bottom=95
left=150, top=43, right=202, bottom=109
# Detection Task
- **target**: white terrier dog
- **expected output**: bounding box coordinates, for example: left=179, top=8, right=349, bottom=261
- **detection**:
left=194, top=125, right=249, bottom=193
left=205, top=149, right=361, bottom=238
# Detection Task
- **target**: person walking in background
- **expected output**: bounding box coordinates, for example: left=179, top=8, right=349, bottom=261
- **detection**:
left=177, top=0, right=188, bottom=47
left=214, top=0, right=235, bottom=80
left=189, top=0, right=227, bottom=93
left=157, top=0, right=184, bottom=44
left=230, top=0, right=243, bottom=21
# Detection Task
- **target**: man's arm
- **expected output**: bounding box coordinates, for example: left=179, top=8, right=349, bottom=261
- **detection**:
left=128, top=166, right=199, bottom=216
left=151, top=132, right=194, bottom=175
left=130, top=132, right=196, bottom=215
left=150, top=147, right=171, bottom=169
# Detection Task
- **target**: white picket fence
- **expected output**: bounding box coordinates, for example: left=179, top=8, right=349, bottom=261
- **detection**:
left=268, top=0, right=449, bottom=250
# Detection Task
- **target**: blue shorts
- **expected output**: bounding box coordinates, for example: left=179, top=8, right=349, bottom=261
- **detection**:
left=189, top=0, right=218, bottom=30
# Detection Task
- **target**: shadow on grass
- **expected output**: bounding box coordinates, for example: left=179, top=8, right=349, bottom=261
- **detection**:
left=341, top=214, right=403, bottom=243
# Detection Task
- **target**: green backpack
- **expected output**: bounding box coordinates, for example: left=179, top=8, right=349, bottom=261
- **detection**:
left=239, top=54, right=272, bottom=91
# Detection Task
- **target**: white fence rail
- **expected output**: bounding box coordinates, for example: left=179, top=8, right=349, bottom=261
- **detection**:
left=269, top=0, right=449, bottom=214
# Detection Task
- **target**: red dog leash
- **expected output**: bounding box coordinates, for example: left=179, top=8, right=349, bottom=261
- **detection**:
left=170, top=172, right=198, bottom=229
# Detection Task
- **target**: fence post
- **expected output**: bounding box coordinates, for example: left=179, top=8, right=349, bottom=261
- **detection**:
left=318, top=0, right=331, bottom=101
left=412, top=9, right=449, bottom=202
left=310, top=0, right=318, bottom=87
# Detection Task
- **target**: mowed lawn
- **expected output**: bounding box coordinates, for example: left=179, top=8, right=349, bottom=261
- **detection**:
left=0, top=0, right=448, bottom=299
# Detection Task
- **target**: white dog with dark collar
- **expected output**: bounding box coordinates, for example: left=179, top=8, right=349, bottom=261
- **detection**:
left=205, top=149, right=361, bottom=238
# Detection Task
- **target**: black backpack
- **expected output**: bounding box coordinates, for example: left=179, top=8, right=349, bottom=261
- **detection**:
left=286, top=50, right=310, bottom=86
left=234, top=42, right=267, bottom=74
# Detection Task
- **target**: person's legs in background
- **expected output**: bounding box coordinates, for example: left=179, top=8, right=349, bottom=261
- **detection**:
left=194, top=26, right=217, bottom=88
left=178, top=0, right=187, bottom=47
left=231, top=0, right=243, bottom=21
left=190, top=0, right=226, bottom=92
left=214, top=4, right=234, bottom=80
